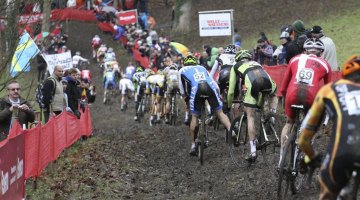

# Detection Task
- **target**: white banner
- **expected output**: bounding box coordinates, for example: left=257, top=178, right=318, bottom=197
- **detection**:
left=199, top=11, right=232, bottom=37
left=44, top=51, right=73, bottom=75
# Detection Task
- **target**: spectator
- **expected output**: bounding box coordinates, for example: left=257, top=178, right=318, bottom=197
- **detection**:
left=67, top=0, right=77, bottom=8
left=273, top=28, right=291, bottom=64
left=147, top=15, right=156, bottom=30
left=139, top=12, right=148, bottom=30
left=138, top=0, right=148, bottom=13
left=233, top=28, right=241, bottom=47
left=0, top=81, right=35, bottom=140
left=311, top=25, right=339, bottom=71
left=43, top=65, right=66, bottom=123
left=253, top=38, right=274, bottom=65
left=113, top=25, right=126, bottom=41
left=65, top=68, right=81, bottom=119
left=285, top=20, right=307, bottom=63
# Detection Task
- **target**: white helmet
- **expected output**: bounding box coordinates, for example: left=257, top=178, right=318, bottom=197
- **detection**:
left=75, top=51, right=80, bottom=56
left=94, top=34, right=99, bottom=38
left=107, top=47, right=114, bottom=53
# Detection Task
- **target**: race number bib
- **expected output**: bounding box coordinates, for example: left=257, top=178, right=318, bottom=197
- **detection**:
left=345, top=91, right=360, bottom=116
left=296, top=68, right=314, bottom=85
left=193, top=72, right=206, bottom=82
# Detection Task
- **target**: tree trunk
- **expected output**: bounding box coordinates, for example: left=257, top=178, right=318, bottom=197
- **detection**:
left=113, top=0, right=119, bottom=9
left=42, top=0, right=51, bottom=32
left=175, top=0, right=191, bottom=32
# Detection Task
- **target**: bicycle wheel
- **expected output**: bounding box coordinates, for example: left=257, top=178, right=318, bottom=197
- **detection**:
left=229, top=114, right=249, bottom=167
left=198, top=109, right=206, bottom=165
left=277, top=123, right=298, bottom=199
left=170, top=96, right=177, bottom=125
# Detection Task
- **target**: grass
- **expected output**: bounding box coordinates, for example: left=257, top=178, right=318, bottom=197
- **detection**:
left=240, top=9, right=360, bottom=68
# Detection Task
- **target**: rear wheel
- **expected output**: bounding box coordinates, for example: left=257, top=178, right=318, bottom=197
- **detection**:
left=229, top=114, right=249, bottom=167
left=277, top=124, right=297, bottom=199
left=198, top=110, right=206, bottom=165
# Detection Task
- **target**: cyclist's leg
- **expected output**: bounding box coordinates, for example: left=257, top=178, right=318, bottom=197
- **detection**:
left=155, top=87, right=164, bottom=122
left=189, top=88, right=201, bottom=155
left=207, top=82, right=230, bottom=131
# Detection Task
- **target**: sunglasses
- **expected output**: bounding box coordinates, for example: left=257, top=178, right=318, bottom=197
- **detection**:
left=9, top=88, right=20, bottom=91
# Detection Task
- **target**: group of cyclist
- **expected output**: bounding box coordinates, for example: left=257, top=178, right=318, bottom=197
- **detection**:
left=90, top=29, right=360, bottom=199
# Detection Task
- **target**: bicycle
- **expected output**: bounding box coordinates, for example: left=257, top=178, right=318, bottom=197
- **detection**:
left=168, top=92, right=179, bottom=126
left=229, top=93, right=281, bottom=167
left=194, top=95, right=210, bottom=165
left=277, top=105, right=307, bottom=200
left=103, top=84, right=115, bottom=104
left=135, top=92, right=150, bottom=122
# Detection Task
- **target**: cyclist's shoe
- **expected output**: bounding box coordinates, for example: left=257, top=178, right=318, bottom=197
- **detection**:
left=120, top=105, right=124, bottom=111
left=184, top=117, right=190, bottom=126
left=164, top=117, right=170, bottom=124
left=189, top=145, right=197, bottom=156
left=134, top=116, right=139, bottom=121
left=204, top=140, right=210, bottom=148
left=103, top=97, right=106, bottom=104
left=245, top=152, right=257, bottom=163
left=149, top=116, right=154, bottom=126
left=154, top=119, right=161, bottom=124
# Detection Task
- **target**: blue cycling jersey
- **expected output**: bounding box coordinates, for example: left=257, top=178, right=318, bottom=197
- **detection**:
left=179, top=65, right=215, bottom=89
left=124, top=66, right=136, bottom=80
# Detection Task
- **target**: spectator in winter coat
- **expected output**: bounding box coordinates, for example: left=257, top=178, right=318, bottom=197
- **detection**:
left=311, top=25, right=339, bottom=71
left=65, top=68, right=81, bottom=119
left=0, top=81, right=35, bottom=140
left=253, top=38, right=273, bottom=65
left=285, top=20, right=307, bottom=63
left=43, top=65, right=66, bottom=123
left=36, top=54, right=47, bottom=82
left=113, top=25, right=125, bottom=41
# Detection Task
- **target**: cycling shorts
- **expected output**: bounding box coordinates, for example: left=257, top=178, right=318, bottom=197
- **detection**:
left=150, top=85, right=164, bottom=97
left=319, top=153, right=360, bottom=194
left=243, top=76, right=276, bottom=108
left=166, top=81, right=179, bottom=95
left=119, top=78, right=134, bottom=95
left=190, top=81, right=222, bottom=115
left=284, top=85, right=314, bottom=120
left=105, top=80, right=115, bottom=90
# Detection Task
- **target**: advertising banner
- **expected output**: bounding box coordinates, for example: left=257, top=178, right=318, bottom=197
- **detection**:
left=199, top=10, right=233, bottom=37
left=117, top=9, right=137, bottom=26
left=0, top=134, right=25, bottom=200
left=44, top=51, right=73, bottom=75
left=18, top=13, right=43, bottom=25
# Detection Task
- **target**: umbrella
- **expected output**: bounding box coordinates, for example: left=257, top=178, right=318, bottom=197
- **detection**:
left=34, top=32, right=49, bottom=41
left=170, top=42, right=189, bottom=57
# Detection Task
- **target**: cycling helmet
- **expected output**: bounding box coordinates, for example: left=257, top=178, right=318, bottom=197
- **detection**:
left=94, top=35, right=99, bottom=38
left=342, top=55, right=360, bottom=78
left=145, top=68, right=155, bottom=77
left=303, top=38, right=324, bottom=55
left=235, top=50, right=252, bottom=62
left=224, top=44, right=237, bottom=54
left=169, top=63, right=178, bottom=70
left=183, top=55, right=197, bottom=66
left=107, top=47, right=114, bottom=53
left=75, top=51, right=80, bottom=56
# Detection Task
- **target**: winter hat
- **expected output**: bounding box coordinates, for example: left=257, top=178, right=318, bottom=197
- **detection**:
left=292, top=20, right=306, bottom=36
left=311, top=25, right=323, bottom=34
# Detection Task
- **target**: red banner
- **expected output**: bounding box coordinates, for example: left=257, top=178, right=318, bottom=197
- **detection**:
left=0, top=133, right=24, bottom=200
left=117, top=9, right=137, bottom=26
left=18, top=13, right=43, bottom=25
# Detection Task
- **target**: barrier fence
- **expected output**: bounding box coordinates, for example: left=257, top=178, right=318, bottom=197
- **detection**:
left=0, top=106, right=92, bottom=200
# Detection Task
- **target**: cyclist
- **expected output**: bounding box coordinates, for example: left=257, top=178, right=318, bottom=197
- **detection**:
left=104, top=47, right=116, bottom=62
left=163, top=63, right=179, bottom=124
left=103, top=66, right=116, bottom=103
left=80, top=66, right=92, bottom=84
left=278, top=38, right=332, bottom=167
left=227, top=49, right=278, bottom=162
left=132, top=68, right=151, bottom=121
left=97, top=44, right=107, bottom=63
left=147, top=69, right=166, bottom=125
left=298, top=56, right=360, bottom=200
left=72, top=51, right=89, bottom=69
left=210, top=44, right=238, bottom=112
left=179, top=55, right=231, bottom=156
left=91, top=34, right=102, bottom=60
left=119, top=70, right=135, bottom=111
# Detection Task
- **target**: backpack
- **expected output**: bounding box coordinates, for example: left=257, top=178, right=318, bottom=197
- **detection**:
left=35, top=77, right=56, bottom=108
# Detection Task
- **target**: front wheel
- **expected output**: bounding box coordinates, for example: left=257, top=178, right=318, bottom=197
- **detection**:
left=229, top=114, right=249, bottom=167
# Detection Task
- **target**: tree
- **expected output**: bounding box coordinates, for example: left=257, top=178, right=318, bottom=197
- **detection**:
left=42, top=0, right=50, bottom=32
left=174, top=0, right=191, bottom=32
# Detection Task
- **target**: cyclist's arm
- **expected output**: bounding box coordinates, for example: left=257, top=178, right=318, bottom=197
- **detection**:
left=280, top=64, right=292, bottom=97
left=298, top=86, right=327, bottom=159
left=324, top=63, right=332, bottom=84
left=227, top=67, right=236, bottom=108
left=178, top=74, right=185, bottom=97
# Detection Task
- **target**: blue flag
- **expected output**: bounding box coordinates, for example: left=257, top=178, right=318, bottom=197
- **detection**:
left=10, top=31, right=40, bottom=77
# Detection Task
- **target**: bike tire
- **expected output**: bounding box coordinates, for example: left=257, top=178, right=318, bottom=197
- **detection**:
left=229, top=114, right=249, bottom=168
left=277, top=123, right=297, bottom=200
left=170, top=97, right=177, bottom=125
left=198, top=108, right=206, bottom=165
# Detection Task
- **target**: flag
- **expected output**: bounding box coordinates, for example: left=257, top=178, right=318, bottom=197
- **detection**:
left=10, top=31, right=40, bottom=77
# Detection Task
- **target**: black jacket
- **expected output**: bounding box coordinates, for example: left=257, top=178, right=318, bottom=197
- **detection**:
left=65, top=77, right=81, bottom=116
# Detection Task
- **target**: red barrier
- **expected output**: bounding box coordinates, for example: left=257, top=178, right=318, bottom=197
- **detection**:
left=51, top=8, right=96, bottom=22
left=97, top=22, right=116, bottom=33
left=21, top=106, right=93, bottom=179
left=132, top=47, right=150, bottom=69
left=0, top=131, right=25, bottom=200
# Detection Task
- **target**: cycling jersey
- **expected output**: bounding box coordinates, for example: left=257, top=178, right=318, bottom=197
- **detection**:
left=72, top=55, right=88, bottom=67
left=81, top=69, right=92, bottom=83
left=133, top=71, right=150, bottom=97
left=179, top=65, right=222, bottom=115
left=119, top=78, right=134, bottom=95
left=281, top=54, right=331, bottom=119
left=227, top=60, right=276, bottom=108
left=103, top=70, right=115, bottom=89
left=91, top=37, right=102, bottom=49
left=210, top=53, right=236, bottom=80
left=97, top=47, right=107, bottom=57
left=104, top=52, right=116, bottom=62
left=299, top=79, right=360, bottom=194
left=123, top=65, right=136, bottom=80
left=147, top=74, right=165, bottom=96
left=163, top=68, right=179, bottom=95
left=104, top=61, right=119, bottom=72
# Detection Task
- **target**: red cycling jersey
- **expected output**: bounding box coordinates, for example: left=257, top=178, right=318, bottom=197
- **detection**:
left=280, top=54, right=332, bottom=119
left=81, top=69, right=92, bottom=83
left=91, top=38, right=102, bottom=49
